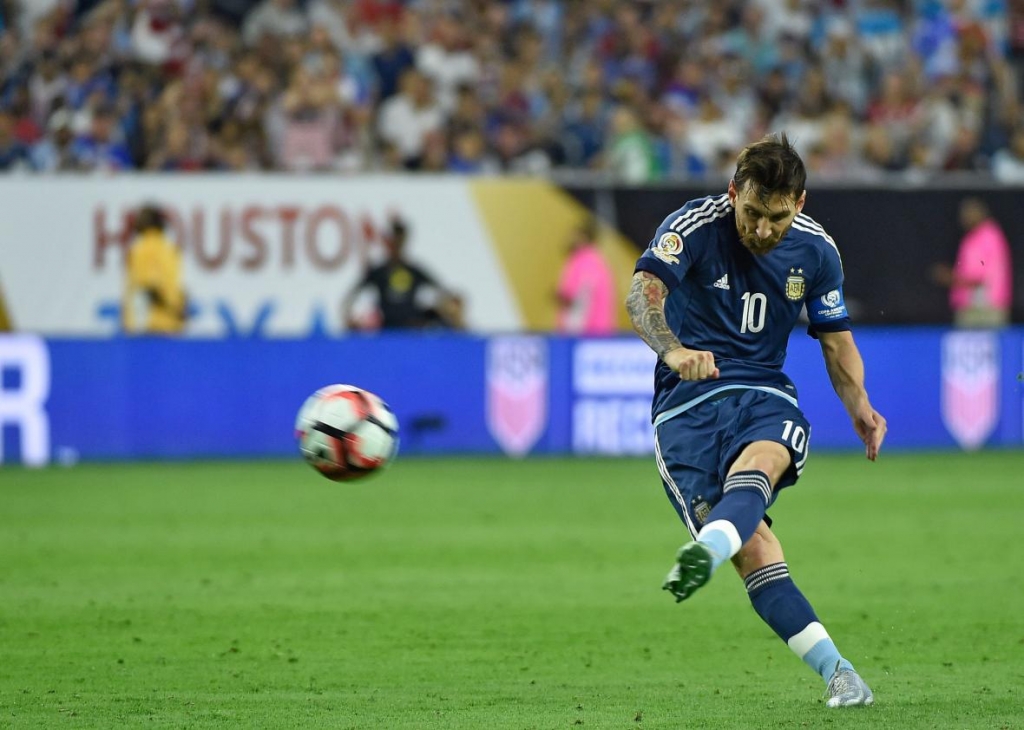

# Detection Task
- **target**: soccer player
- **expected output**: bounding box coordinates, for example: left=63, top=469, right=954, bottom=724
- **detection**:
left=625, top=133, right=886, bottom=708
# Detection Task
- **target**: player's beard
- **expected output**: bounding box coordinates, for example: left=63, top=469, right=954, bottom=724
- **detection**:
left=739, top=232, right=781, bottom=255
left=737, top=221, right=793, bottom=255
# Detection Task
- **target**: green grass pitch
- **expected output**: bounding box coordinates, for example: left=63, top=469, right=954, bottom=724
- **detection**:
left=2, top=452, right=1024, bottom=729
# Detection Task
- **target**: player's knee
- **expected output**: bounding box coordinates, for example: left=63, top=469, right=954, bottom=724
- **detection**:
left=731, top=442, right=791, bottom=484
left=731, top=526, right=785, bottom=578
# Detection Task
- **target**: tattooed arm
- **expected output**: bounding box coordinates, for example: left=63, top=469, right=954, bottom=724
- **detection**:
left=626, top=271, right=719, bottom=381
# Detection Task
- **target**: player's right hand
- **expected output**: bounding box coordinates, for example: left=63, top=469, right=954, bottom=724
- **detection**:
left=663, top=347, right=720, bottom=381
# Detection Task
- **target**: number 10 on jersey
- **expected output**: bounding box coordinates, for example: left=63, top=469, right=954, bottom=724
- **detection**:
left=740, top=292, right=767, bottom=333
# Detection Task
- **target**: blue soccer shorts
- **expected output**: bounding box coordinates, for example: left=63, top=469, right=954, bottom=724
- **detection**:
left=654, top=388, right=811, bottom=539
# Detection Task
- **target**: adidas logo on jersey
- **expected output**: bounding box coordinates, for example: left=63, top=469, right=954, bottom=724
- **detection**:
left=714, top=274, right=730, bottom=290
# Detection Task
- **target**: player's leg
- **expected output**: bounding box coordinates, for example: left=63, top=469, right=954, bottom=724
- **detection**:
left=664, top=391, right=804, bottom=599
left=734, top=523, right=874, bottom=707
left=686, top=439, right=790, bottom=574
left=653, top=407, right=728, bottom=602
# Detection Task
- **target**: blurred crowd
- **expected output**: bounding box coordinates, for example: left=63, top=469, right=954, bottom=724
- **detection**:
left=2, top=0, right=1024, bottom=181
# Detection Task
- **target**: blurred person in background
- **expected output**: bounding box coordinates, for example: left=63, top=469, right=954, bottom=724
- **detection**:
left=122, top=204, right=188, bottom=335
left=242, top=0, right=308, bottom=47
left=342, top=216, right=465, bottom=331
left=416, top=11, right=479, bottom=115
left=376, top=68, right=443, bottom=169
left=558, top=86, right=607, bottom=168
left=991, top=125, right=1024, bottom=182
left=605, top=104, right=657, bottom=182
left=70, top=102, right=134, bottom=171
left=0, top=106, right=31, bottom=169
left=489, top=119, right=551, bottom=174
left=931, top=197, right=1012, bottom=328
left=30, top=105, right=75, bottom=170
left=370, top=15, right=416, bottom=103
left=555, top=216, right=616, bottom=335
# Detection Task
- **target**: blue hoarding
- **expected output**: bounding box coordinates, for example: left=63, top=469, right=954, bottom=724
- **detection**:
left=1, top=329, right=1022, bottom=465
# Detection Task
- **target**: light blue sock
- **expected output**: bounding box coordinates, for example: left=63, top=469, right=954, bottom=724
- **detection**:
left=696, top=524, right=736, bottom=573
left=696, top=471, right=772, bottom=572
left=802, top=637, right=855, bottom=682
left=745, top=562, right=855, bottom=682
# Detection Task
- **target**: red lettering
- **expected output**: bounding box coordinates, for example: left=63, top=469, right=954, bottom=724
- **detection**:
left=357, top=214, right=381, bottom=268
left=192, top=207, right=229, bottom=269
left=93, top=207, right=134, bottom=269
left=305, top=206, right=349, bottom=270
left=162, top=208, right=186, bottom=251
left=278, top=207, right=300, bottom=268
left=239, top=206, right=266, bottom=270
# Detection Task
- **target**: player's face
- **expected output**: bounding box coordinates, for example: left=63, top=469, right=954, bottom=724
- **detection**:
left=728, top=180, right=806, bottom=255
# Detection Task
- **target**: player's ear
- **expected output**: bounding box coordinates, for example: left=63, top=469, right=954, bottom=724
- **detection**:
left=727, top=179, right=737, bottom=205
left=795, top=190, right=806, bottom=214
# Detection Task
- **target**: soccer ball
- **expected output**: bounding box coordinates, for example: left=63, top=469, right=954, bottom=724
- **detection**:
left=295, top=384, right=399, bottom=481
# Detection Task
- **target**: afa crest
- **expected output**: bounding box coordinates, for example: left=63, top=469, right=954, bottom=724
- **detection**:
left=652, top=231, right=684, bottom=264
left=785, top=267, right=805, bottom=301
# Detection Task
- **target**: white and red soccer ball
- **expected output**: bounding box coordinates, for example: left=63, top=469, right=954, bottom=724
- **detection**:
left=295, top=384, right=399, bottom=481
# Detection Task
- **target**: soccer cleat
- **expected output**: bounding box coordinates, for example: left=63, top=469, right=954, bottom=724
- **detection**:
left=662, top=541, right=713, bottom=602
left=825, top=664, right=874, bottom=708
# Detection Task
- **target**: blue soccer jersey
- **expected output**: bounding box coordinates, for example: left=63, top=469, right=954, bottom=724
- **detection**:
left=634, top=193, right=851, bottom=426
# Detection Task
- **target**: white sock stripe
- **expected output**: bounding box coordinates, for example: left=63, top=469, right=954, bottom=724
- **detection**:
left=744, top=562, right=789, bottom=586
left=745, top=569, right=791, bottom=594
left=698, top=519, right=742, bottom=556
left=725, top=474, right=770, bottom=485
left=724, top=478, right=770, bottom=490
left=724, top=473, right=772, bottom=504
left=654, top=432, right=700, bottom=540
left=744, top=564, right=789, bottom=586
left=787, top=622, right=831, bottom=658
left=725, top=472, right=771, bottom=486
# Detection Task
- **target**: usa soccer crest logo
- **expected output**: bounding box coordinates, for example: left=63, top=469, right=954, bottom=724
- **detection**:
left=941, top=331, right=999, bottom=450
left=486, top=337, right=549, bottom=457
left=652, top=231, right=683, bottom=264
left=785, top=267, right=805, bottom=301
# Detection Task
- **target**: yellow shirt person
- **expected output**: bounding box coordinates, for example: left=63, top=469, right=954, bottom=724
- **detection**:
left=122, top=206, right=187, bottom=334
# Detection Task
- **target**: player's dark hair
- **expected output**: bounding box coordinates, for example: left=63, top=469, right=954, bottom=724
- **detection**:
left=733, top=133, right=806, bottom=202
left=135, top=204, right=166, bottom=232
left=388, top=217, right=408, bottom=246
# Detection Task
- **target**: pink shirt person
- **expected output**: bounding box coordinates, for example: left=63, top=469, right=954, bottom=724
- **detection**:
left=950, top=218, right=1012, bottom=313
left=557, top=230, right=617, bottom=335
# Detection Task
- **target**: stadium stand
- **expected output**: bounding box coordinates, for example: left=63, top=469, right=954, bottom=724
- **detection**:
left=0, top=0, right=1022, bottom=179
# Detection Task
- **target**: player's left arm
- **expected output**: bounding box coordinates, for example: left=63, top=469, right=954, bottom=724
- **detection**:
left=818, top=330, right=887, bottom=461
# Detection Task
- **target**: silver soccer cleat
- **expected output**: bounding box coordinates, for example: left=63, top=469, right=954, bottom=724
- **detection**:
left=826, top=664, right=874, bottom=708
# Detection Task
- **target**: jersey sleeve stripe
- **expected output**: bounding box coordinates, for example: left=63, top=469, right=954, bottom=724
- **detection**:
left=669, top=197, right=717, bottom=231
left=680, top=204, right=731, bottom=237
left=793, top=214, right=834, bottom=244
left=791, top=218, right=842, bottom=265
left=669, top=194, right=730, bottom=233
left=794, top=214, right=839, bottom=250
